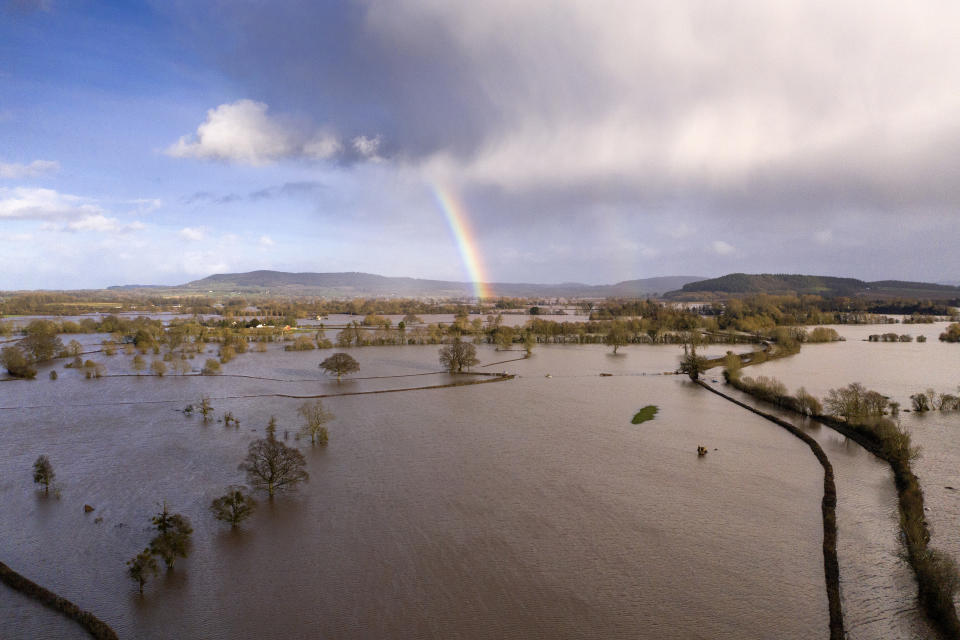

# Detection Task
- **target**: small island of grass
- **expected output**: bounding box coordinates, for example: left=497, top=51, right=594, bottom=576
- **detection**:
left=631, top=405, right=659, bottom=424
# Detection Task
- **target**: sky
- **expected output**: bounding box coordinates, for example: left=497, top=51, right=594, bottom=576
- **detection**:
left=2, top=0, right=959, bottom=290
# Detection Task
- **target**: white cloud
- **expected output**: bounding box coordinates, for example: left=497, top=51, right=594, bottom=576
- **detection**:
left=167, top=99, right=384, bottom=165
left=167, top=100, right=297, bottom=166
left=179, top=226, right=206, bottom=241
left=258, top=235, right=275, bottom=246
left=711, top=240, right=736, bottom=255
left=126, top=198, right=163, bottom=215
left=0, top=187, right=148, bottom=235
left=352, top=135, right=382, bottom=158
left=304, top=133, right=343, bottom=159
left=814, top=229, right=833, bottom=245
left=0, top=160, right=59, bottom=179
left=0, top=187, right=101, bottom=220
left=65, top=215, right=144, bottom=234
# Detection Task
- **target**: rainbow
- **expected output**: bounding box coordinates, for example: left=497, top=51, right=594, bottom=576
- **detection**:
left=432, top=184, right=491, bottom=299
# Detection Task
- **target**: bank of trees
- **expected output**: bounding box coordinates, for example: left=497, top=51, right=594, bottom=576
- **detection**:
left=911, top=388, right=960, bottom=412
left=868, top=333, right=914, bottom=342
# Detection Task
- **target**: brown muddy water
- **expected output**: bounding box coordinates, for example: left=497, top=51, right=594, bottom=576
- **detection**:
left=0, top=338, right=932, bottom=638
left=741, top=321, right=960, bottom=635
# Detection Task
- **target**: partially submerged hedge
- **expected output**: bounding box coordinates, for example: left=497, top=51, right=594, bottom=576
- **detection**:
left=0, top=560, right=117, bottom=640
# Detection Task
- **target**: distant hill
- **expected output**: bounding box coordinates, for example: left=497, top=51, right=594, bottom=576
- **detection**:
left=112, top=270, right=706, bottom=298
left=666, top=273, right=960, bottom=300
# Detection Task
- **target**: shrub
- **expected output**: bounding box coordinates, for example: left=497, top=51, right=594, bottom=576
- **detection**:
left=940, top=323, right=960, bottom=342
left=284, top=335, right=316, bottom=351
left=795, top=387, right=823, bottom=416
left=808, top=327, right=840, bottom=343
left=1, top=346, right=37, bottom=378
left=201, top=359, right=221, bottom=375
left=219, top=345, right=236, bottom=363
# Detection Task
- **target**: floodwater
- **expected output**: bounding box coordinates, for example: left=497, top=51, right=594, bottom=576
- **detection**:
left=0, top=342, right=833, bottom=638
left=741, top=320, right=960, bottom=633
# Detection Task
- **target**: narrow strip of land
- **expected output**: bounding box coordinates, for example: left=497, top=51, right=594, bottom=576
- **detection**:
left=0, top=560, right=118, bottom=640
left=0, top=372, right=514, bottom=410
left=695, top=380, right=844, bottom=640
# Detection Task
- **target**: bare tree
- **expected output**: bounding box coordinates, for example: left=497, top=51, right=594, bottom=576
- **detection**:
left=32, top=455, right=55, bottom=495
left=240, top=418, right=309, bottom=497
left=439, top=338, right=479, bottom=372
left=298, top=400, right=333, bottom=445
left=210, top=486, right=257, bottom=528
left=319, top=352, right=360, bottom=381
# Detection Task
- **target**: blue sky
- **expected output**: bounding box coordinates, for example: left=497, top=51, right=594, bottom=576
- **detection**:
left=2, top=1, right=960, bottom=289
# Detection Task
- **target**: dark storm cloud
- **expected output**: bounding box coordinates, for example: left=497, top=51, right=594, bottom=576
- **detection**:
left=157, top=1, right=960, bottom=279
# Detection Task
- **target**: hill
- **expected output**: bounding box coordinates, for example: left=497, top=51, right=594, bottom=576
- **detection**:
left=110, top=271, right=706, bottom=299
left=667, top=273, right=960, bottom=300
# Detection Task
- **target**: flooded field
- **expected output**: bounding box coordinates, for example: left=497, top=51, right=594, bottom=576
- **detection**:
left=1, top=342, right=833, bottom=639
left=741, top=320, right=960, bottom=634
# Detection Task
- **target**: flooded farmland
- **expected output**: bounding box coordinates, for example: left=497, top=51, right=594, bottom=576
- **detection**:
left=2, top=341, right=836, bottom=639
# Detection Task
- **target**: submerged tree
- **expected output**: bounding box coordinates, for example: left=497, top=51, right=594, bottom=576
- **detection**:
left=201, top=358, right=221, bottom=375
left=679, top=339, right=709, bottom=381
left=32, top=455, right=55, bottom=495
left=523, top=332, right=536, bottom=357
left=210, top=486, right=257, bottom=528
left=319, top=352, right=360, bottom=381
left=494, top=326, right=514, bottom=351
left=127, top=548, right=159, bottom=594
left=150, top=360, right=167, bottom=377
left=604, top=324, right=629, bottom=354
left=298, top=400, right=333, bottom=446
left=240, top=418, right=309, bottom=497
left=439, top=338, right=479, bottom=372
left=1, top=346, right=37, bottom=379
left=20, top=321, right=64, bottom=363
left=149, top=503, right=193, bottom=570
left=199, top=396, right=214, bottom=423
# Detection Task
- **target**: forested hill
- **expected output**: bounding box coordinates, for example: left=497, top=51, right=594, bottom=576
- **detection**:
left=669, top=273, right=960, bottom=299
left=170, top=271, right=705, bottom=298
